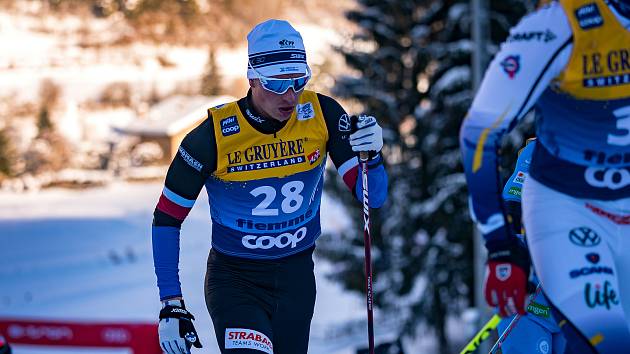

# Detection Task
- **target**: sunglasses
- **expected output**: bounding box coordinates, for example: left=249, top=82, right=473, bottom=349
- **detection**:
left=248, top=62, right=310, bottom=95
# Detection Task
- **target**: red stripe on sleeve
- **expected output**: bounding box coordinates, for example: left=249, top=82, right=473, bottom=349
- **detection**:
left=342, top=165, right=359, bottom=191
left=156, top=194, right=191, bottom=221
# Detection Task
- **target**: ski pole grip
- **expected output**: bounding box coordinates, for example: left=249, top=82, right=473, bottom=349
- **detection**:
left=350, top=115, right=370, bottom=162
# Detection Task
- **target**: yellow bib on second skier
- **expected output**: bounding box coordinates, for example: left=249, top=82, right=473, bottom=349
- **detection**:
left=558, top=0, right=630, bottom=100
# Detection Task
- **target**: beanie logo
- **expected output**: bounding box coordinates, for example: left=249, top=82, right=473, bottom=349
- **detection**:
left=278, top=39, right=295, bottom=48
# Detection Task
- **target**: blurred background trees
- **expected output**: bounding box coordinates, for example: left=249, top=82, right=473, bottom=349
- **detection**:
left=317, top=0, right=537, bottom=352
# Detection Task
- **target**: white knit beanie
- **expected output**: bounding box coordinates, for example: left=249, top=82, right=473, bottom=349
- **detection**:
left=247, top=19, right=310, bottom=78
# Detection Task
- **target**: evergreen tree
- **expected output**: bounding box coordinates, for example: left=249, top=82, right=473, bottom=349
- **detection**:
left=37, top=78, right=61, bottom=136
left=0, top=128, right=13, bottom=177
left=319, top=0, right=533, bottom=352
left=200, top=48, right=223, bottom=96
left=37, top=106, right=53, bottom=135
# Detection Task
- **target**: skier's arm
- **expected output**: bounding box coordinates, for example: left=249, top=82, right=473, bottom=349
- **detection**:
left=318, top=93, right=388, bottom=208
left=152, top=116, right=216, bottom=300
left=459, top=2, right=572, bottom=243
left=502, top=139, right=536, bottom=236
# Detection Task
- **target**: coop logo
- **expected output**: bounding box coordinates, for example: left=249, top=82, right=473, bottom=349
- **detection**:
left=575, top=3, right=603, bottom=30
left=296, top=102, right=315, bottom=120
left=220, top=116, right=240, bottom=136
left=242, top=227, right=307, bottom=250
left=278, top=39, right=295, bottom=48
left=584, top=167, right=630, bottom=190
left=500, top=55, right=521, bottom=79
left=225, top=328, right=273, bottom=353
left=568, top=227, right=601, bottom=247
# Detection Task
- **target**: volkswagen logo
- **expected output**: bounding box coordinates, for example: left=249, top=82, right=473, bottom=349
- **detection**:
left=569, top=227, right=601, bottom=247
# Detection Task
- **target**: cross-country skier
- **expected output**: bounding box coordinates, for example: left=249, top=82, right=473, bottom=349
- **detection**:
left=152, top=19, right=388, bottom=354
left=460, top=1, right=630, bottom=352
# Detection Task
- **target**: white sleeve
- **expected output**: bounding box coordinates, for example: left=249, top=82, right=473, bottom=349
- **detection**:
left=459, top=2, right=575, bottom=241
left=468, top=2, right=574, bottom=130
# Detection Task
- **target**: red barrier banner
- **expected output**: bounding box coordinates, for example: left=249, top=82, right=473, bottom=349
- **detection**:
left=0, top=318, right=161, bottom=354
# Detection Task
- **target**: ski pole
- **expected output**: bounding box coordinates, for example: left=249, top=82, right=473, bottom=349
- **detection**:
left=360, top=149, right=375, bottom=354
left=459, top=314, right=501, bottom=354
left=488, top=283, right=543, bottom=354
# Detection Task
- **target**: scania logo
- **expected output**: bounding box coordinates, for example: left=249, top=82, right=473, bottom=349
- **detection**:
left=568, top=227, right=601, bottom=247
left=242, top=227, right=307, bottom=249
left=569, top=265, right=613, bottom=279
left=584, top=167, right=630, bottom=190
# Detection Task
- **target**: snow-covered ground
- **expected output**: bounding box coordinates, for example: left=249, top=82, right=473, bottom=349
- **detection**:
left=0, top=182, right=383, bottom=354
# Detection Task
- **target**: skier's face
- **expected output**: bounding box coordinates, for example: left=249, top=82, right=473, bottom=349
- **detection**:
left=249, top=73, right=305, bottom=122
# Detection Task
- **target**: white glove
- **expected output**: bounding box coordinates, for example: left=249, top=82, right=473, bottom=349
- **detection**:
left=349, top=115, right=383, bottom=154
left=159, top=300, right=202, bottom=354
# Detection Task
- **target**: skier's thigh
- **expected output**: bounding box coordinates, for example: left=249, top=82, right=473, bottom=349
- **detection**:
left=523, top=178, right=630, bottom=353
left=210, top=303, right=274, bottom=354
left=606, top=198, right=630, bottom=329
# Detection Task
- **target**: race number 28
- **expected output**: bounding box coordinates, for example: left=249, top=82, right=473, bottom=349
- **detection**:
left=250, top=181, right=304, bottom=216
